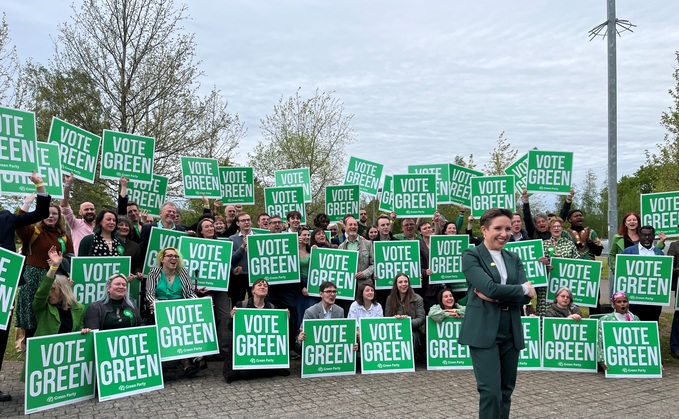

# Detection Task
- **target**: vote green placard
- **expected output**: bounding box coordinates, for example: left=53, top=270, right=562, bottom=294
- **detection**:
left=219, top=166, right=255, bottom=204
left=0, top=249, right=24, bottom=330
left=547, top=257, right=602, bottom=308
left=264, top=186, right=307, bottom=224
left=448, top=164, right=484, bottom=207
left=94, top=325, right=163, bottom=401
left=542, top=318, right=597, bottom=372
left=373, top=240, right=421, bottom=290
left=325, top=184, right=360, bottom=222
left=24, top=332, right=95, bottom=414
left=426, top=317, right=471, bottom=370
left=128, top=174, right=168, bottom=217
left=526, top=150, right=573, bottom=194
left=181, top=156, right=221, bottom=198
left=154, top=298, right=219, bottom=361
left=504, top=239, right=548, bottom=287
left=359, top=317, right=414, bottom=374
left=247, top=233, right=300, bottom=285
left=344, top=156, right=383, bottom=195
left=71, top=256, right=131, bottom=308
left=301, top=318, right=357, bottom=378
left=0, top=106, right=39, bottom=176
left=392, top=173, right=437, bottom=218
left=378, top=175, right=394, bottom=212
left=307, top=247, right=358, bottom=300
left=48, top=117, right=101, bottom=183
left=178, top=236, right=233, bottom=291
left=250, top=228, right=271, bottom=235
left=602, top=321, right=661, bottom=378
left=275, top=167, right=311, bottom=202
left=470, top=175, right=516, bottom=218
left=0, top=142, right=63, bottom=198
left=100, top=130, right=155, bottom=183
left=518, top=316, right=541, bottom=370
left=142, top=228, right=187, bottom=275
left=408, top=163, right=451, bottom=204
left=505, top=152, right=529, bottom=194
left=640, top=191, right=679, bottom=237
left=428, top=235, right=468, bottom=284
left=614, top=254, right=673, bottom=306
left=232, top=308, right=289, bottom=370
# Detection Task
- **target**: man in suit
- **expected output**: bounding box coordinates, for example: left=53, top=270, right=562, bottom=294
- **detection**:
left=621, top=225, right=665, bottom=322
left=668, top=232, right=679, bottom=359
left=297, top=281, right=344, bottom=345
left=458, top=208, right=535, bottom=419
left=138, top=202, right=187, bottom=255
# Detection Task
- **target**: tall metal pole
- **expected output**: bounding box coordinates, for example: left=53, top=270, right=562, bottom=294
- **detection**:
left=607, top=0, right=618, bottom=242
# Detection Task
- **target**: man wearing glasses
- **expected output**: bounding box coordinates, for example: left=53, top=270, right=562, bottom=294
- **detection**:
left=297, top=282, right=345, bottom=345
left=228, top=213, right=256, bottom=306
left=269, top=215, right=284, bottom=234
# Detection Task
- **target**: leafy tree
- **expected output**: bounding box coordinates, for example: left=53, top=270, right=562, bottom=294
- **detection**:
left=453, top=154, right=476, bottom=169
left=0, top=13, right=19, bottom=107
left=484, top=132, right=518, bottom=176
left=249, top=88, right=356, bottom=218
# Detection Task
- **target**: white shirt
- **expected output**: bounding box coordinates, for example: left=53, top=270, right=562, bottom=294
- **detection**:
left=637, top=244, right=657, bottom=256
left=488, top=249, right=508, bottom=284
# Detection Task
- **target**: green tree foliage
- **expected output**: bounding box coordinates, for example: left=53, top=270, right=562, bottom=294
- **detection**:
left=0, top=13, right=19, bottom=107
left=249, top=88, right=356, bottom=219
left=484, top=132, right=518, bottom=176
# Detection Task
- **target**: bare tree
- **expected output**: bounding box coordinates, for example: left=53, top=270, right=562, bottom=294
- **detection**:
left=0, top=13, right=19, bottom=107
left=484, top=131, right=518, bottom=175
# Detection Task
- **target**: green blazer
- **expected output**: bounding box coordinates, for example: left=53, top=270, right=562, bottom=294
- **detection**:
left=32, top=275, right=85, bottom=337
left=458, top=243, right=531, bottom=350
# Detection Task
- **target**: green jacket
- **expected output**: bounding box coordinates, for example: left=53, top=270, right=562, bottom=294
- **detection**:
left=32, top=275, right=85, bottom=337
left=609, top=234, right=665, bottom=274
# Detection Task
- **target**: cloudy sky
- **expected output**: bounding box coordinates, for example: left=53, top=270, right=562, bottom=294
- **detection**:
left=5, top=0, right=679, bottom=190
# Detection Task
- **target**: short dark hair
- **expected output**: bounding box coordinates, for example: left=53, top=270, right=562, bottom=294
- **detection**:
left=127, top=201, right=139, bottom=208
left=236, top=212, right=250, bottom=222
left=286, top=210, right=302, bottom=221
left=377, top=215, right=390, bottom=225
left=417, top=220, right=431, bottom=232
left=258, top=213, right=270, bottom=221
left=479, top=208, right=513, bottom=227
left=253, top=278, right=269, bottom=288
left=640, top=225, right=655, bottom=236
left=319, top=281, right=336, bottom=293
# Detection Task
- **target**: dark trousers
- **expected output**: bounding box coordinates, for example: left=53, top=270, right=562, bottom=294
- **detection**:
left=0, top=313, right=10, bottom=373
left=228, top=274, right=251, bottom=307
left=629, top=304, right=662, bottom=322
left=671, top=310, right=679, bottom=351
left=267, top=287, right=298, bottom=350
left=469, top=311, right=519, bottom=419
left=212, top=291, right=232, bottom=358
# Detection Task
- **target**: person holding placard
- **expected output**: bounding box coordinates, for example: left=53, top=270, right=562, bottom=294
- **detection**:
left=337, top=214, right=375, bottom=313
left=373, top=215, right=396, bottom=242
left=537, top=217, right=579, bottom=317
left=596, top=291, right=639, bottom=371
left=544, top=286, right=582, bottom=321
left=298, top=281, right=345, bottom=324
left=313, top=212, right=330, bottom=231
left=464, top=215, right=484, bottom=246
left=295, top=226, right=317, bottom=329
left=78, top=210, right=125, bottom=257
left=257, top=213, right=271, bottom=229
left=394, top=218, right=421, bottom=241
left=521, top=188, right=573, bottom=240
left=458, top=208, right=535, bottom=419
left=286, top=210, right=302, bottom=233
left=428, top=287, right=465, bottom=323
left=84, top=273, right=143, bottom=330
left=347, top=282, right=383, bottom=319
left=417, top=220, right=441, bottom=313
left=117, top=176, right=142, bottom=243
left=60, top=173, right=96, bottom=255
left=228, top=212, right=255, bottom=305
left=269, top=214, right=284, bottom=234
left=139, top=202, right=186, bottom=256
left=609, top=214, right=666, bottom=288
left=311, top=227, right=334, bottom=248
left=385, top=273, right=425, bottom=357
left=16, top=203, right=74, bottom=340
left=116, top=216, right=144, bottom=275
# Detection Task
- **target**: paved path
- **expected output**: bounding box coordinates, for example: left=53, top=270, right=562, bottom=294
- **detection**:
left=1, top=360, right=677, bottom=418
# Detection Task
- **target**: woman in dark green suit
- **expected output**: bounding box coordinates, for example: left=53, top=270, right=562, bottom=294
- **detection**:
left=458, top=208, right=536, bottom=419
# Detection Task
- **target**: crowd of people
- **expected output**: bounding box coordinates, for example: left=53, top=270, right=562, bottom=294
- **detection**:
left=0, top=172, right=675, bottom=419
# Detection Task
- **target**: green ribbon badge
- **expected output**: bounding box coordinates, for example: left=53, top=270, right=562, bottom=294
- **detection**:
left=116, top=245, right=125, bottom=255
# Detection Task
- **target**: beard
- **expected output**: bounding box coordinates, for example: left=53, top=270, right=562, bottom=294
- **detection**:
left=84, top=213, right=96, bottom=223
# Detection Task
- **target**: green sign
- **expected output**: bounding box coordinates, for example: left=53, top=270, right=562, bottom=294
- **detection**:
left=325, top=184, right=360, bottom=222
left=359, top=317, right=414, bottom=374
left=24, top=332, right=95, bottom=414
left=470, top=175, right=516, bottom=217
left=504, top=239, right=548, bottom=287
left=48, top=117, right=100, bottom=183
left=275, top=167, right=311, bottom=202
left=392, top=173, right=437, bottom=218
left=247, top=233, right=300, bottom=285
left=264, top=186, right=307, bottom=224
left=505, top=152, right=529, bottom=194
left=71, top=257, right=131, bottom=308
left=373, top=240, right=421, bottom=290
left=344, top=156, right=383, bottom=195
left=180, top=156, right=221, bottom=198
left=0, top=106, right=38, bottom=176
left=94, top=325, right=163, bottom=401
left=232, top=308, right=289, bottom=369
left=0, top=142, right=63, bottom=198
left=547, top=257, right=602, bottom=308
left=301, top=318, right=357, bottom=378
left=448, top=164, right=483, bottom=207
left=614, top=254, right=673, bottom=306
left=542, top=318, right=597, bottom=372
left=0, top=248, right=24, bottom=330
left=602, top=321, right=661, bottom=378
left=220, top=166, right=255, bottom=204
left=100, top=130, right=155, bottom=183
left=526, top=150, right=573, bottom=194
left=428, top=235, right=468, bottom=284
left=640, top=191, right=679, bottom=237
left=408, top=163, right=451, bottom=204
left=250, top=228, right=271, bottom=235
left=518, top=317, right=541, bottom=370
left=178, top=236, right=233, bottom=291
left=378, top=175, right=394, bottom=213
left=128, top=174, right=168, bottom=217
left=426, top=317, right=471, bottom=370
left=142, top=228, right=187, bottom=275
left=307, top=247, right=358, bottom=300
left=154, top=297, right=219, bottom=361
